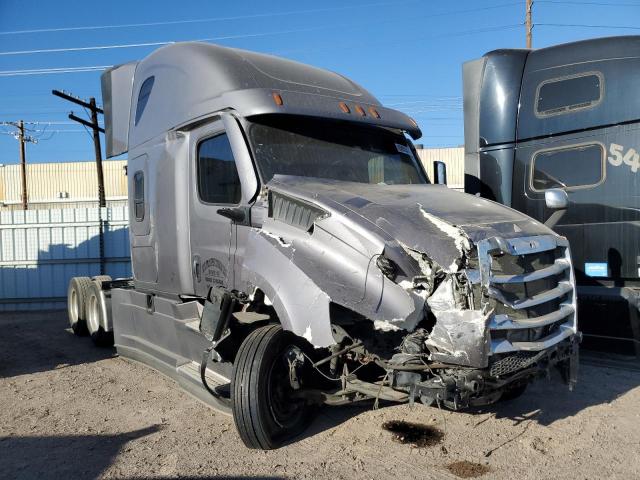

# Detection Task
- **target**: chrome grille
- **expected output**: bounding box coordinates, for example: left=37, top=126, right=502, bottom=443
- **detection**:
left=474, top=235, right=577, bottom=356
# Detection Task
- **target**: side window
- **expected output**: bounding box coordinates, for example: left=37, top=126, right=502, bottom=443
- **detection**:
left=135, top=76, right=155, bottom=126
left=197, top=133, right=242, bottom=204
left=134, top=171, right=145, bottom=221
left=531, top=143, right=605, bottom=191
left=535, top=72, right=603, bottom=117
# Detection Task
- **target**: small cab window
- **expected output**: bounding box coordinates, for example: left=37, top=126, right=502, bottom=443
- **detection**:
left=535, top=72, right=602, bottom=117
left=197, top=133, right=242, bottom=204
left=135, top=76, right=155, bottom=125
left=531, top=143, right=604, bottom=191
left=133, top=171, right=145, bottom=221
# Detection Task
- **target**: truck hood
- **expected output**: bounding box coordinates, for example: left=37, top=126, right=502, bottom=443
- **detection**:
left=267, top=175, right=554, bottom=272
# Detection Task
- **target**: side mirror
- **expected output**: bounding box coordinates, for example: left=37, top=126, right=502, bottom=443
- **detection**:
left=543, top=189, right=568, bottom=228
left=433, top=160, right=447, bottom=185
left=545, top=188, right=568, bottom=210
left=217, top=207, right=246, bottom=223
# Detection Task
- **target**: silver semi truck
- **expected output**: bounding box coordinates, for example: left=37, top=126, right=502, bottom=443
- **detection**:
left=67, top=42, right=580, bottom=449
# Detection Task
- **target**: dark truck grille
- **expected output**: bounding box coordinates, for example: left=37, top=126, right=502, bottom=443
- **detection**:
left=472, top=235, right=577, bottom=372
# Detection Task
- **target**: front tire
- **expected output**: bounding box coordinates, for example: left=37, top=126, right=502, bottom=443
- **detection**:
left=232, top=324, right=315, bottom=449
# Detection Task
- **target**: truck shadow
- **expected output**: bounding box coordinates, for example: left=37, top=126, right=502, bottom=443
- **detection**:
left=0, top=309, right=115, bottom=379
left=291, top=359, right=640, bottom=444
left=469, top=362, right=640, bottom=426
left=0, top=425, right=159, bottom=480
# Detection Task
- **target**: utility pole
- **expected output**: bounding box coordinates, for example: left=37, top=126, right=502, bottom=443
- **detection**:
left=52, top=89, right=106, bottom=207
left=1, top=120, right=38, bottom=210
left=526, top=0, right=533, bottom=49
left=18, top=121, right=28, bottom=210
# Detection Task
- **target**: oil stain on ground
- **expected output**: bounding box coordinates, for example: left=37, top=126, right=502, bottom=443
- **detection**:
left=446, top=460, right=491, bottom=478
left=382, top=420, right=444, bottom=447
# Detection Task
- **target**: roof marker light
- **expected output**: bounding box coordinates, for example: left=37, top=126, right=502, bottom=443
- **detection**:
left=355, top=105, right=366, bottom=117
left=368, top=107, right=380, bottom=119
left=272, top=92, right=284, bottom=106
left=339, top=102, right=350, bottom=113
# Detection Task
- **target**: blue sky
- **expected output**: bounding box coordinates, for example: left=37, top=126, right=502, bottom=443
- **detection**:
left=1, top=0, right=639, bottom=164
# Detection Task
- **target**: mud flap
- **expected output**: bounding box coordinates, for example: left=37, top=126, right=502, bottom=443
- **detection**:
left=559, top=335, right=581, bottom=391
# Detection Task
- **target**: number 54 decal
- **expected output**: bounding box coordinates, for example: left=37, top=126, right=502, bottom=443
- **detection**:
left=608, top=143, right=640, bottom=173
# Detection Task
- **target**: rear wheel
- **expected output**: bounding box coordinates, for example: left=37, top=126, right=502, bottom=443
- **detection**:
left=86, top=279, right=114, bottom=347
left=232, top=324, right=315, bottom=449
left=67, top=277, right=92, bottom=336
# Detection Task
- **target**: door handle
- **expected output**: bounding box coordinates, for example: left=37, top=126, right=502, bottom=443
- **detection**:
left=193, top=255, right=201, bottom=282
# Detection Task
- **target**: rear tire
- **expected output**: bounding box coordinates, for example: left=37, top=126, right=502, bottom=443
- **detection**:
left=67, top=277, right=92, bottom=336
left=232, top=324, right=315, bottom=449
left=86, top=280, right=114, bottom=347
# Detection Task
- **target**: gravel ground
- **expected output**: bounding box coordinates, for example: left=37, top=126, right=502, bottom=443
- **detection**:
left=1, top=310, right=640, bottom=480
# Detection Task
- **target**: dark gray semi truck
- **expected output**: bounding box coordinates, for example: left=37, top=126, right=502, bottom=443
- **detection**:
left=463, top=36, right=640, bottom=358
left=67, top=42, right=580, bottom=449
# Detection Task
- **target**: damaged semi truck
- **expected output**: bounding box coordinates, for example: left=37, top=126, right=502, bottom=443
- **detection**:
left=67, top=42, right=580, bottom=449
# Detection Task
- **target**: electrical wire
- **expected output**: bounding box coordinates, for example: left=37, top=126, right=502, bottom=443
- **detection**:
left=537, top=0, right=640, bottom=6
left=0, top=0, right=420, bottom=36
left=536, top=22, right=640, bottom=30
left=0, top=2, right=523, bottom=57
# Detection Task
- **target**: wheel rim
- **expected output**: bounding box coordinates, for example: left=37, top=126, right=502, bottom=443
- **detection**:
left=87, top=293, right=100, bottom=334
left=69, top=288, right=78, bottom=326
left=267, top=345, right=306, bottom=430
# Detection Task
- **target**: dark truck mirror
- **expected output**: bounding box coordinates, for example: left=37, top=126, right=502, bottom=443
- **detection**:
left=544, top=188, right=568, bottom=228
left=433, top=161, right=447, bottom=185
left=217, top=206, right=251, bottom=226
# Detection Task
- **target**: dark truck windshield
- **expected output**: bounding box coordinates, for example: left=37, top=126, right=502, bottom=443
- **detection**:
left=248, top=115, right=428, bottom=185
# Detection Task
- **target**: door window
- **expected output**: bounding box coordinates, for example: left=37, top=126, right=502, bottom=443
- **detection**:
left=530, top=143, right=605, bottom=191
left=197, top=133, right=242, bottom=204
left=135, top=76, right=155, bottom=126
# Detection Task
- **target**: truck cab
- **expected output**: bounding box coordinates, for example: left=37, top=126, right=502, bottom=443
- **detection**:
left=69, top=42, right=580, bottom=449
left=464, top=36, right=640, bottom=357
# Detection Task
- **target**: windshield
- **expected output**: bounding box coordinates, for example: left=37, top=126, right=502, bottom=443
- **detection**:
left=247, top=115, right=428, bottom=185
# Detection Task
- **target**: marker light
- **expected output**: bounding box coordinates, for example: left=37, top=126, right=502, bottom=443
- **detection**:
left=339, top=102, right=350, bottom=113
left=272, top=92, right=284, bottom=106
left=355, top=105, right=366, bottom=117
left=368, top=107, right=380, bottom=118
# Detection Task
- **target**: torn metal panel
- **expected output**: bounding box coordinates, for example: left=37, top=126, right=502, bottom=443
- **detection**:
left=426, top=277, right=491, bottom=367
left=242, top=204, right=430, bottom=345
left=266, top=176, right=552, bottom=276
left=242, top=228, right=334, bottom=347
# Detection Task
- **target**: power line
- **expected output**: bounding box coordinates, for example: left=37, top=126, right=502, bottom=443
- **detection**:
left=0, top=22, right=523, bottom=78
left=0, top=1, right=419, bottom=36
left=537, top=22, right=640, bottom=30
left=0, top=2, right=523, bottom=57
left=0, top=65, right=110, bottom=77
left=537, top=0, right=640, bottom=6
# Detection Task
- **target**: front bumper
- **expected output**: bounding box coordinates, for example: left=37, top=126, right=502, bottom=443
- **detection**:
left=399, top=334, right=580, bottom=410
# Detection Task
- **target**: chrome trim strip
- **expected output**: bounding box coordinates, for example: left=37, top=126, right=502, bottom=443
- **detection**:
left=488, top=281, right=572, bottom=310
left=491, top=323, right=574, bottom=353
left=490, top=304, right=574, bottom=330
left=490, top=258, right=570, bottom=284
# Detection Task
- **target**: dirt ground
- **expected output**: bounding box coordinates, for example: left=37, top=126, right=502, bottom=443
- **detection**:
left=1, top=310, right=639, bottom=480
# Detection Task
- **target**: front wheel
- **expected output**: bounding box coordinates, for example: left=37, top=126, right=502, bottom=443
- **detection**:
left=232, top=324, right=315, bottom=449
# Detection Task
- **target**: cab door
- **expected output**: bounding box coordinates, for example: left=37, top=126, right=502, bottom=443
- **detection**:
left=189, top=120, right=245, bottom=297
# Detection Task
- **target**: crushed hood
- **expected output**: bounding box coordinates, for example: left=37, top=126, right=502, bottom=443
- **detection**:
left=267, top=176, right=553, bottom=272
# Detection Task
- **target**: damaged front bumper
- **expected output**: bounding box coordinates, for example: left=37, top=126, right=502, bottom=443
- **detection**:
left=317, top=234, right=581, bottom=410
